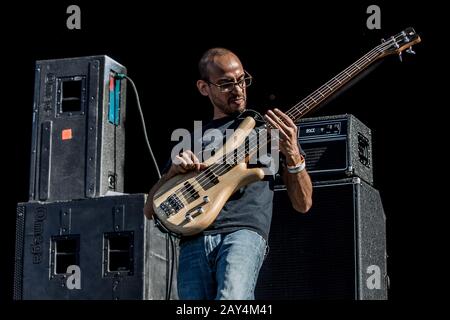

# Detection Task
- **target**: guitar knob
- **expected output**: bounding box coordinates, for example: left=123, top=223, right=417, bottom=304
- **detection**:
left=185, top=213, right=194, bottom=222
left=203, top=196, right=210, bottom=203
left=197, top=207, right=204, bottom=214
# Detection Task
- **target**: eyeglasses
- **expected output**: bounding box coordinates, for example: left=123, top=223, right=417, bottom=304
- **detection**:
left=206, top=71, right=253, bottom=93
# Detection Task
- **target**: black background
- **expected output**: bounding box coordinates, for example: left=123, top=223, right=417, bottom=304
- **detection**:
left=1, top=0, right=442, bottom=306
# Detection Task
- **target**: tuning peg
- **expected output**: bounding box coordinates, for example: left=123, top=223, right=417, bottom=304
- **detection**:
left=398, top=52, right=403, bottom=62
left=406, top=46, right=416, bottom=55
left=381, top=38, right=386, bottom=43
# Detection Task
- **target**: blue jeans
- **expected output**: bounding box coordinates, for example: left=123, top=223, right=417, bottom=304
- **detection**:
left=177, top=229, right=267, bottom=300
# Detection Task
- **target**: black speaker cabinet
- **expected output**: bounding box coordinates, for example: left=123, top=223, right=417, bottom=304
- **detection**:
left=14, top=194, right=178, bottom=300
left=29, top=55, right=127, bottom=202
left=255, top=178, right=387, bottom=299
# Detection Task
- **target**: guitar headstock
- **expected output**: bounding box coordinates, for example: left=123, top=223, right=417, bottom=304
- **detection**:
left=378, top=27, right=421, bottom=59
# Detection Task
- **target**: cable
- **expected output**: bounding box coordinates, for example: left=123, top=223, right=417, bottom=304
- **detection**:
left=167, top=233, right=177, bottom=300
left=115, top=73, right=161, bottom=179
left=115, top=73, right=178, bottom=300
left=165, top=234, right=170, bottom=300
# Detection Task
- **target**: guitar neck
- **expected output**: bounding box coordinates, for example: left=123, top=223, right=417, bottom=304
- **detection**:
left=233, top=28, right=420, bottom=165
left=282, top=45, right=384, bottom=123
left=242, top=44, right=386, bottom=162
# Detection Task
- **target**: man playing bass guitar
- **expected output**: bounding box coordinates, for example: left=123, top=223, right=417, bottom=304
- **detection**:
left=144, top=48, right=313, bottom=300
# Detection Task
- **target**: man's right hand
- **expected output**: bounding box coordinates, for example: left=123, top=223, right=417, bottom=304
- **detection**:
left=166, top=150, right=207, bottom=179
left=144, top=150, right=207, bottom=220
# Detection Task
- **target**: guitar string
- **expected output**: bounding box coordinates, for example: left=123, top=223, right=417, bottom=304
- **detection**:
left=286, top=32, right=416, bottom=121
left=173, top=44, right=388, bottom=201
left=173, top=45, right=381, bottom=202
left=166, top=32, right=413, bottom=205
left=172, top=132, right=269, bottom=202
left=173, top=36, right=403, bottom=203
left=172, top=34, right=406, bottom=203
left=285, top=45, right=382, bottom=121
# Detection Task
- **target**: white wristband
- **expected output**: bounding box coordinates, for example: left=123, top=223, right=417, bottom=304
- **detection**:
left=287, top=160, right=306, bottom=174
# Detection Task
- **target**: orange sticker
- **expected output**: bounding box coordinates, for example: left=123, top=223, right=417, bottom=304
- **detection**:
left=62, top=129, right=73, bottom=140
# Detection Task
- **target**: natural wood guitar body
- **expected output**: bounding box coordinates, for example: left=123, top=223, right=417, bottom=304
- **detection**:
left=153, top=117, right=265, bottom=236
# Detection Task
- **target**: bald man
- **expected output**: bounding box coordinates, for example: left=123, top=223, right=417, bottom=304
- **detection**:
left=144, top=48, right=312, bottom=300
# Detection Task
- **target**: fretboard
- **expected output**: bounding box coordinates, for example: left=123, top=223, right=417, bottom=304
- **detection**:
left=281, top=44, right=385, bottom=124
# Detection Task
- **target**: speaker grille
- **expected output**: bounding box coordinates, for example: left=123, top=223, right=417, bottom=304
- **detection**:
left=256, top=183, right=357, bottom=299
left=14, top=206, right=25, bottom=300
left=256, top=178, right=387, bottom=299
left=303, top=139, right=347, bottom=174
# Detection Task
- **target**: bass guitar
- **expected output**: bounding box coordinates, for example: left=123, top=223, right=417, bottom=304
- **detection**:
left=153, top=27, right=421, bottom=236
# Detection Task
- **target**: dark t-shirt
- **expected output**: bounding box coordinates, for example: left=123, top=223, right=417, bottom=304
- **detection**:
left=163, top=113, right=275, bottom=241
left=202, top=116, right=275, bottom=241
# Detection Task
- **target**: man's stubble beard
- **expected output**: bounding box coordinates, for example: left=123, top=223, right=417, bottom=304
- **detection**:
left=212, top=94, right=246, bottom=116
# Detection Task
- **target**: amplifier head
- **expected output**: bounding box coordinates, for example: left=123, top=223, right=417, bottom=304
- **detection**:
left=296, top=114, right=373, bottom=185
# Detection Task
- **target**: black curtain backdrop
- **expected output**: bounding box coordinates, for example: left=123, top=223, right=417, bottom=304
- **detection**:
left=1, top=0, right=442, bottom=305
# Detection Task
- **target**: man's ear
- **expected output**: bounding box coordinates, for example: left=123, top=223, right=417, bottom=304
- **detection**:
left=197, top=80, right=209, bottom=97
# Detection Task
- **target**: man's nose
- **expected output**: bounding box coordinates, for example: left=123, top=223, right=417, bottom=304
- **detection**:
left=231, top=82, right=244, bottom=94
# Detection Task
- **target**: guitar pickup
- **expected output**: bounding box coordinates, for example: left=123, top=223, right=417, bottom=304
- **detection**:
left=159, top=194, right=184, bottom=216
left=180, top=182, right=200, bottom=204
